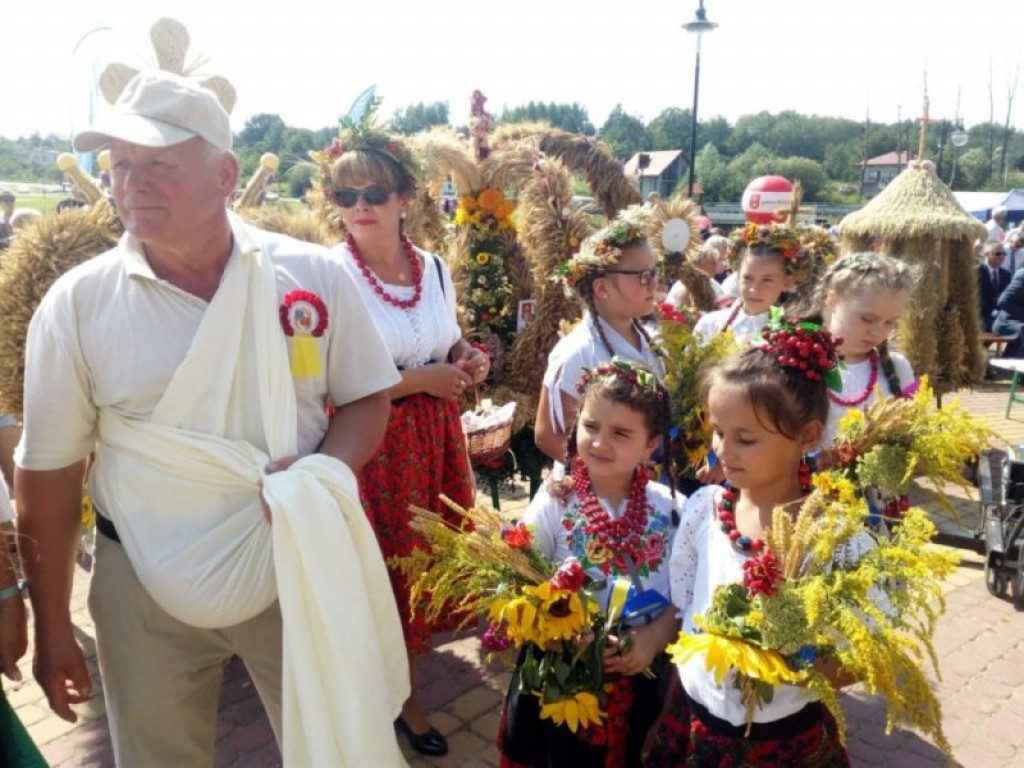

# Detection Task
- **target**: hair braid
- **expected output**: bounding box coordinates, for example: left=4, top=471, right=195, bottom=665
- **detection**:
left=579, top=280, right=616, bottom=358
left=877, top=340, right=904, bottom=397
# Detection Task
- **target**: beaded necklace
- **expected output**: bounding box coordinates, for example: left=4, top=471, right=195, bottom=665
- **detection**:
left=347, top=233, right=423, bottom=310
left=827, top=349, right=878, bottom=407
left=717, top=461, right=812, bottom=553
left=570, top=459, right=651, bottom=567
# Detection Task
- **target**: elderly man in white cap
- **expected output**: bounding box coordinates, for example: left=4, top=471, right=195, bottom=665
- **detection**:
left=986, top=204, right=1009, bottom=243
left=15, top=70, right=411, bottom=766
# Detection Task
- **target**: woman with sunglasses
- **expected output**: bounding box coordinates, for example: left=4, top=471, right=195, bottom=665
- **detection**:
left=535, top=208, right=665, bottom=462
left=326, top=131, right=488, bottom=758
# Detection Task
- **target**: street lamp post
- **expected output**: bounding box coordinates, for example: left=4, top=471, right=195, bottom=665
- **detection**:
left=683, top=0, right=717, bottom=199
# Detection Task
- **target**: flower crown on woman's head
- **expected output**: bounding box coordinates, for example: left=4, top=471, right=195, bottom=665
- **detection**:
left=727, top=222, right=810, bottom=276
left=553, top=207, right=652, bottom=289
left=576, top=357, right=665, bottom=399
left=309, top=100, right=422, bottom=197
left=758, top=309, right=843, bottom=390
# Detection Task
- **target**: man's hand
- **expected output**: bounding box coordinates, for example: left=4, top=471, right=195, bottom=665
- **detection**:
left=34, top=626, right=91, bottom=722
left=260, top=455, right=300, bottom=523
left=0, top=590, right=27, bottom=681
left=602, top=629, right=658, bottom=677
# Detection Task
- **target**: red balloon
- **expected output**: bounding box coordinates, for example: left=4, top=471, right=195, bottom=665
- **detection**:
left=741, top=176, right=794, bottom=224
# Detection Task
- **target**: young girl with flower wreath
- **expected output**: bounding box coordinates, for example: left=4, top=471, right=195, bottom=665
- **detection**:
left=500, top=359, right=683, bottom=768
left=648, top=325, right=856, bottom=767
left=534, top=210, right=665, bottom=462
left=693, top=222, right=808, bottom=347
left=806, top=253, right=918, bottom=447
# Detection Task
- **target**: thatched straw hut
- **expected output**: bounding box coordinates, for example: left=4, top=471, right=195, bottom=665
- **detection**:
left=839, top=163, right=987, bottom=393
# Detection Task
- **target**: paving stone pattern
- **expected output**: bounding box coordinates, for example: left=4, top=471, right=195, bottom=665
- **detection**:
left=10, top=380, right=1024, bottom=767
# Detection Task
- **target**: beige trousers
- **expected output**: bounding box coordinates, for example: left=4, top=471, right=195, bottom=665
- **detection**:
left=88, top=533, right=283, bottom=767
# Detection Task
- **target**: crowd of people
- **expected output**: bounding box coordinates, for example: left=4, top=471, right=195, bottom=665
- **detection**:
left=0, top=63, right=986, bottom=768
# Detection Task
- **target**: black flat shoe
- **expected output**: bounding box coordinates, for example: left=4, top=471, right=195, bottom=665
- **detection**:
left=395, top=716, right=449, bottom=757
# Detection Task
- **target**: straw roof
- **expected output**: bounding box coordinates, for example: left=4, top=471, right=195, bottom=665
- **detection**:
left=840, top=164, right=987, bottom=241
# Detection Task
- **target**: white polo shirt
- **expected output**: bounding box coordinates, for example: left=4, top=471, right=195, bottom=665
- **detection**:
left=17, top=215, right=399, bottom=476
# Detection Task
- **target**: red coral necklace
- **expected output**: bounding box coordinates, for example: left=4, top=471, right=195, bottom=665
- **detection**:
left=347, top=233, right=423, bottom=310
left=718, top=462, right=812, bottom=553
left=827, top=349, right=878, bottom=407
left=570, top=459, right=650, bottom=566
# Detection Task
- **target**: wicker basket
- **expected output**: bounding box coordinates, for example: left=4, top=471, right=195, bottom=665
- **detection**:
left=463, top=401, right=516, bottom=464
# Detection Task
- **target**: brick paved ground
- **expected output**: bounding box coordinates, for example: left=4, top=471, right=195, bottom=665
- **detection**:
left=7, top=379, right=1024, bottom=767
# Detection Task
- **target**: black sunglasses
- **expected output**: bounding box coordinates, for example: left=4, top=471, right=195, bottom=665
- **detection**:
left=330, top=185, right=393, bottom=208
left=601, top=266, right=662, bottom=286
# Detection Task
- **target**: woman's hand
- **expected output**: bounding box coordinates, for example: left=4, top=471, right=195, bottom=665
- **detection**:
left=543, top=467, right=575, bottom=504
left=812, top=654, right=858, bottom=689
left=260, top=455, right=300, bottom=523
left=696, top=462, right=725, bottom=485
left=455, top=345, right=490, bottom=385
left=420, top=363, right=474, bottom=401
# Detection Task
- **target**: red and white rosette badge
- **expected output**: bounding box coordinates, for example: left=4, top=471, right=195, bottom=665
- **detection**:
left=279, top=290, right=328, bottom=378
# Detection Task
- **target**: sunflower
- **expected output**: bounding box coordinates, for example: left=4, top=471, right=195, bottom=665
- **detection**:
left=476, top=252, right=492, bottom=266
left=667, top=631, right=804, bottom=687
left=538, top=690, right=604, bottom=733
left=525, top=581, right=594, bottom=643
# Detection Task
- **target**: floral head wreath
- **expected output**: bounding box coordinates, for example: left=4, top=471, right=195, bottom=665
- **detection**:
left=759, top=308, right=843, bottom=391
left=309, top=99, right=422, bottom=201
left=727, top=222, right=810, bottom=277
left=553, top=207, right=652, bottom=289
left=576, top=357, right=665, bottom=400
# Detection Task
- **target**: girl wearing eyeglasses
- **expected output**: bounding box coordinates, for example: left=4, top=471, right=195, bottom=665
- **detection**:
left=326, top=131, right=488, bottom=758
left=534, top=209, right=665, bottom=462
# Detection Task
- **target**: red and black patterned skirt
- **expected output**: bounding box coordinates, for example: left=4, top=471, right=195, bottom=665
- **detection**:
left=356, top=392, right=474, bottom=655
left=649, top=684, right=850, bottom=767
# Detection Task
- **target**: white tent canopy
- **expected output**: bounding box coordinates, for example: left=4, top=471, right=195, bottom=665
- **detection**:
left=953, top=189, right=1024, bottom=220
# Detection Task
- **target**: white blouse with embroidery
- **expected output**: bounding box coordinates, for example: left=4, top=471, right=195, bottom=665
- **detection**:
left=693, top=302, right=769, bottom=347
left=334, top=243, right=460, bottom=369
left=822, top=350, right=914, bottom=447
left=524, top=481, right=681, bottom=623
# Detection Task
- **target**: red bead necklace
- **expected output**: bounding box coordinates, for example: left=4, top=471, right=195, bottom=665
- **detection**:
left=717, top=461, right=812, bottom=553
left=347, top=233, right=423, bottom=310
left=570, top=459, right=651, bottom=567
left=828, top=349, right=878, bottom=407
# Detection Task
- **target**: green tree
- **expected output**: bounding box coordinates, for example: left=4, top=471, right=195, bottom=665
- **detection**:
left=390, top=102, right=450, bottom=134
left=771, top=156, right=829, bottom=200
left=284, top=163, right=317, bottom=198
left=239, top=114, right=287, bottom=146
left=598, top=105, right=648, bottom=161
left=647, top=108, right=690, bottom=151
left=499, top=102, right=595, bottom=135
left=694, top=143, right=734, bottom=202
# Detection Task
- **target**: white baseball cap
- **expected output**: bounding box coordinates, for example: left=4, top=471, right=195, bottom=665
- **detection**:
left=74, top=70, right=232, bottom=153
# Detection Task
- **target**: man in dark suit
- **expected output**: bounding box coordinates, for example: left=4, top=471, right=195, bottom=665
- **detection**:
left=979, top=241, right=1012, bottom=332
left=991, top=242, right=1024, bottom=356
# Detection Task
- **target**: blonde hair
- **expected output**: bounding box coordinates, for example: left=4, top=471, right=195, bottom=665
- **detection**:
left=330, top=150, right=416, bottom=195
left=815, top=252, right=918, bottom=313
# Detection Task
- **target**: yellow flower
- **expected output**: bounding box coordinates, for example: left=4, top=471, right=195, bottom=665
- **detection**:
left=524, top=581, right=592, bottom=642
left=537, top=691, right=604, bottom=733
left=667, top=631, right=804, bottom=687
left=454, top=208, right=470, bottom=226
left=476, top=252, right=491, bottom=265
left=585, top=539, right=611, bottom=565
left=838, top=408, right=865, bottom=435
left=459, top=195, right=477, bottom=212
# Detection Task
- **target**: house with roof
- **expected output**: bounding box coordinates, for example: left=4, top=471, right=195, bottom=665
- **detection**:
left=623, top=149, right=702, bottom=199
left=858, top=151, right=916, bottom=197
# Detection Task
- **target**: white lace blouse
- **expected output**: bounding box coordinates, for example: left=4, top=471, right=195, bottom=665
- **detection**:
left=822, top=351, right=914, bottom=447
left=334, top=243, right=460, bottom=369
left=693, top=301, right=769, bottom=346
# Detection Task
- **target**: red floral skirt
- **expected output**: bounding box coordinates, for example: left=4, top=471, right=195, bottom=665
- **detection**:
left=660, top=691, right=850, bottom=768
left=356, top=393, right=474, bottom=655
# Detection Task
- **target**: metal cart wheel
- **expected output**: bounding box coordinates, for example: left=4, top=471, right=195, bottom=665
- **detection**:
left=986, top=558, right=1008, bottom=597
left=1012, top=566, right=1024, bottom=611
